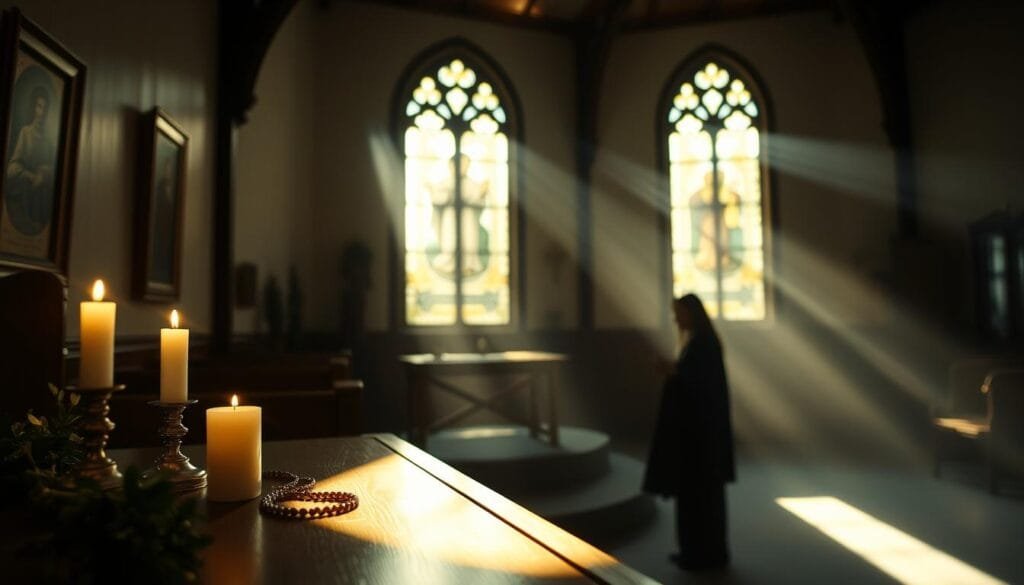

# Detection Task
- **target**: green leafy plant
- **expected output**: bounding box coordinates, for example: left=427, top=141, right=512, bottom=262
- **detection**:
left=0, top=384, right=83, bottom=497
left=1, top=386, right=211, bottom=584
left=28, top=467, right=211, bottom=584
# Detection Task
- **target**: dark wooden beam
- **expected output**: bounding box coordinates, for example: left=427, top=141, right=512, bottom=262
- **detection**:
left=574, top=0, right=629, bottom=329
left=621, top=0, right=828, bottom=32
left=334, top=0, right=575, bottom=33
left=214, top=0, right=299, bottom=354
left=838, top=0, right=919, bottom=237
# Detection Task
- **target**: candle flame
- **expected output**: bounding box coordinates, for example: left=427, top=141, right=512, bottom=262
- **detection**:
left=91, top=280, right=105, bottom=302
left=170, top=309, right=179, bottom=329
left=231, top=394, right=239, bottom=409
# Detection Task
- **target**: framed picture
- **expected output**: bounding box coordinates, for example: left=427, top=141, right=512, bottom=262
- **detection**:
left=0, top=9, right=85, bottom=276
left=134, top=108, right=187, bottom=302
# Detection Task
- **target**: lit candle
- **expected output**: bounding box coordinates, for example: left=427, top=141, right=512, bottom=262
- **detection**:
left=160, top=309, right=189, bottom=403
left=206, top=395, right=261, bottom=501
left=79, top=279, right=116, bottom=388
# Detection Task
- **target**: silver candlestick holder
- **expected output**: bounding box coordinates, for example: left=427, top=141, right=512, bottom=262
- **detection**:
left=71, top=384, right=126, bottom=491
left=143, top=400, right=207, bottom=493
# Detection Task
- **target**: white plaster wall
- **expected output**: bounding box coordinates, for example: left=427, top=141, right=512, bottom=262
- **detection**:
left=2, top=0, right=217, bottom=337
left=595, top=11, right=898, bottom=329
left=310, top=1, right=577, bottom=332
left=239, top=5, right=899, bottom=336
left=235, top=0, right=317, bottom=335
left=907, top=0, right=1024, bottom=232
left=906, top=0, right=1024, bottom=327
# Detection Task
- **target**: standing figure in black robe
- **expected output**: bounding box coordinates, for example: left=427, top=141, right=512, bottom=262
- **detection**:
left=643, top=293, right=736, bottom=570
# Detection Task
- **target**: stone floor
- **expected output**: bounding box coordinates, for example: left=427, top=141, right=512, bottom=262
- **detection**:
left=594, top=457, right=1024, bottom=584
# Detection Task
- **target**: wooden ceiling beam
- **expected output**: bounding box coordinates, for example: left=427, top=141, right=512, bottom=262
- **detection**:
left=837, top=0, right=920, bottom=237
left=323, top=0, right=842, bottom=37
left=333, top=0, right=575, bottom=33
left=573, top=0, right=630, bottom=329
left=214, top=0, right=300, bottom=353
left=621, top=0, right=829, bottom=32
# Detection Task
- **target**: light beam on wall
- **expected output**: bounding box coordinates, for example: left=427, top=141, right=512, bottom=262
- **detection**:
left=777, top=496, right=1007, bottom=585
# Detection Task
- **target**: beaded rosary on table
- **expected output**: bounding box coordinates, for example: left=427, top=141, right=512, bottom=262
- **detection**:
left=259, top=470, right=359, bottom=520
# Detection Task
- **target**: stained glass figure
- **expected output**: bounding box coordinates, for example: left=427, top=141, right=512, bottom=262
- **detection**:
left=666, top=58, right=769, bottom=321
left=402, top=54, right=514, bottom=326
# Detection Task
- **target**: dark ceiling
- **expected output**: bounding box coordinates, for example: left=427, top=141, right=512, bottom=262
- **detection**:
left=332, top=0, right=840, bottom=33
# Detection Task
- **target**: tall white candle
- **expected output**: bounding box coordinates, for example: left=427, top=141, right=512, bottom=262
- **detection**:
left=160, top=309, right=189, bottom=403
left=79, top=279, right=115, bottom=388
left=207, top=395, right=262, bottom=502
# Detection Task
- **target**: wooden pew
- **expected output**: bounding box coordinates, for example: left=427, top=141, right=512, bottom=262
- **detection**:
left=108, top=387, right=359, bottom=448
left=107, top=350, right=364, bottom=450
left=108, top=353, right=363, bottom=449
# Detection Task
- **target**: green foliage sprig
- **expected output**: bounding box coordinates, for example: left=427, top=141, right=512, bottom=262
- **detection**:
left=29, top=467, right=211, bottom=584
left=0, top=386, right=212, bottom=584
left=0, top=384, right=83, bottom=497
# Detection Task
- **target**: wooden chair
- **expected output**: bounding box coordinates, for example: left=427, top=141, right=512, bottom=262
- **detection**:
left=932, top=357, right=1022, bottom=477
left=939, top=357, right=1023, bottom=419
left=987, top=369, right=1024, bottom=493
left=933, top=366, right=1024, bottom=493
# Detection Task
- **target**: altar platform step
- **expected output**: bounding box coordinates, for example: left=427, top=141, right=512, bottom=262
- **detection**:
left=425, top=425, right=655, bottom=540
left=515, top=453, right=656, bottom=539
left=427, top=425, right=610, bottom=492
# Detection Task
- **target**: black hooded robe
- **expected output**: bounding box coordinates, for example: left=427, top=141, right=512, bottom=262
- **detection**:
left=643, top=331, right=735, bottom=566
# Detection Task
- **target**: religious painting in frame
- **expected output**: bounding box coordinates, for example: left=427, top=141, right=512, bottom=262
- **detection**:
left=0, top=9, right=85, bottom=277
left=133, top=108, right=187, bottom=302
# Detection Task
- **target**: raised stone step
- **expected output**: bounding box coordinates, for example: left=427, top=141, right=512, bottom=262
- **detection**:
left=427, top=425, right=611, bottom=494
left=515, top=453, right=656, bottom=540
left=425, top=425, right=656, bottom=541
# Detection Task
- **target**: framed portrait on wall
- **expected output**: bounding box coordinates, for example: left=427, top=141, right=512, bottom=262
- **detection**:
left=0, top=9, right=85, bottom=276
left=134, top=108, right=187, bottom=302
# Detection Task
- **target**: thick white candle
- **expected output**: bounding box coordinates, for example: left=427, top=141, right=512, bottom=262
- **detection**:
left=79, top=279, right=115, bottom=388
left=160, top=309, right=189, bottom=403
left=207, top=395, right=261, bottom=501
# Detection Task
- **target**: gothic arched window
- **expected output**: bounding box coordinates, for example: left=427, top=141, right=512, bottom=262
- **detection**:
left=397, top=44, right=518, bottom=327
left=662, top=51, right=771, bottom=320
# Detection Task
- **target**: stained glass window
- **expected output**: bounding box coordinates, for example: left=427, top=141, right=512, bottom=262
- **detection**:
left=401, top=54, right=514, bottom=326
left=665, top=58, right=770, bottom=320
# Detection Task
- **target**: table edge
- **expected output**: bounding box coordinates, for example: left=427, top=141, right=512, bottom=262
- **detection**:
left=367, top=433, right=660, bottom=585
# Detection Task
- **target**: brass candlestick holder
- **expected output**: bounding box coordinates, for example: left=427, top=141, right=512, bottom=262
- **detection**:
left=144, top=400, right=207, bottom=493
left=72, top=384, right=126, bottom=491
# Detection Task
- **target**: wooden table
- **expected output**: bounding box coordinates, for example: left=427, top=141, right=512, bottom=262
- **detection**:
left=108, top=434, right=657, bottom=584
left=400, top=351, right=568, bottom=448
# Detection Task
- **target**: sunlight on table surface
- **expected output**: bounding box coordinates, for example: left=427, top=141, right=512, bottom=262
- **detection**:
left=306, top=453, right=615, bottom=578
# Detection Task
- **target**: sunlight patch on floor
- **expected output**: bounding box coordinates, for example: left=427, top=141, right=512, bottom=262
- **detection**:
left=777, top=496, right=1006, bottom=585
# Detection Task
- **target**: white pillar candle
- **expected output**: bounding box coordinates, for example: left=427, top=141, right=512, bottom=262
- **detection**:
left=207, top=395, right=262, bottom=501
left=79, top=279, right=116, bottom=388
left=160, top=309, right=189, bottom=403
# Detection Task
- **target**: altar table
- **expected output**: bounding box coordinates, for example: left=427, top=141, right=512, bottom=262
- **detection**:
left=110, top=434, right=657, bottom=584
left=400, top=351, right=568, bottom=448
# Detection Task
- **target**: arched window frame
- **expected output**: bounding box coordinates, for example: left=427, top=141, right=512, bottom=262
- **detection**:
left=390, top=38, right=524, bottom=332
left=657, top=46, right=776, bottom=324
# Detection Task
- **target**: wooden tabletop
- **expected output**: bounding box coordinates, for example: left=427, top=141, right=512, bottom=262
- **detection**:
left=109, top=434, right=657, bottom=585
